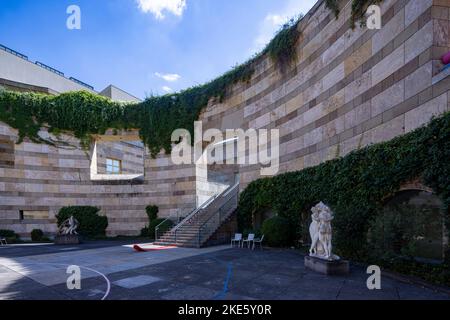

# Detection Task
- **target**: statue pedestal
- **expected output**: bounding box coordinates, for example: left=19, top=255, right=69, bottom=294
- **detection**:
left=304, top=255, right=349, bottom=275
left=54, top=234, right=81, bottom=245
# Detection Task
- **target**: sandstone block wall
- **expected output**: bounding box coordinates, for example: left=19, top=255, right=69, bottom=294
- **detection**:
left=198, top=0, right=450, bottom=191
left=0, top=0, right=449, bottom=238
left=0, top=125, right=196, bottom=238
left=96, top=141, right=144, bottom=175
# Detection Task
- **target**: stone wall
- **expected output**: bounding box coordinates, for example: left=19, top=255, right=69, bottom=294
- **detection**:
left=198, top=0, right=450, bottom=191
left=96, top=141, right=144, bottom=175
left=0, top=125, right=196, bottom=238
left=0, top=0, right=449, bottom=238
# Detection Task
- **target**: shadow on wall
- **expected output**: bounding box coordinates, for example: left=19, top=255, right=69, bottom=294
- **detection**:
left=368, top=189, right=448, bottom=263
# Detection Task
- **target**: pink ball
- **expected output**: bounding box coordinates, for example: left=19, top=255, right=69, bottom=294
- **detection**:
left=442, top=51, right=450, bottom=65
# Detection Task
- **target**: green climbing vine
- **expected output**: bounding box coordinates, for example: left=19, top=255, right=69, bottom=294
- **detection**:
left=0, top=13, right=303, bottom=156
left=0, top=1, right=387, bottom=155
left=326, top=0, right=384, bottom=28
left=260, top=15, right=302, bottom=71
left=237, top=111, right=450, bottom=285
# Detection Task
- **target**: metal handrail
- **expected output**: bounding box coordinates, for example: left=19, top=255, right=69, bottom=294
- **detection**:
left=157, top=183, right=239, bottom=245
left=154, top=217, right=171, bottom=241
left=197, top=183, right=239, bottom=247
left=172, top=191, right=219, bottom=232
left=155, top=205, right=194, bottom=241
left=171, top=193, right=220, bottom=244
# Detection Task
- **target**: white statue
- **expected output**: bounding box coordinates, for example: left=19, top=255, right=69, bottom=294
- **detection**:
left=58, top=216, right=79, bottom=235
left=309, top=202, right=339, bottom=261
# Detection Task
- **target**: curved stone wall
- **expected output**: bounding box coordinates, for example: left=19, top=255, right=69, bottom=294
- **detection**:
left=0, top=0, right=449, bottom=237
left=198, top=0, right=450, bottom=190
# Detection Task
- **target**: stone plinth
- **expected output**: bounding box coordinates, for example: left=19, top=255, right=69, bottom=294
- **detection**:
left=304, top=256, right=349, bottom=275
left=54, top=234, right=81, bottom=245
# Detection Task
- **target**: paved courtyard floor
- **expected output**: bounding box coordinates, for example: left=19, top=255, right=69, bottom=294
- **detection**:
left=1, top=241, right=449, bottom=300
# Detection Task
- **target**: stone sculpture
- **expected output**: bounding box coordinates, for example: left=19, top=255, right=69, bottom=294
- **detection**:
left=308, top=202, right=339, bottom=261
left=58, top=216, right=79, bottom=235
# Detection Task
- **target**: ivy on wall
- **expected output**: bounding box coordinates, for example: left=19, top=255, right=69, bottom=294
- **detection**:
left=326, top=0, right=384, bottom=28
left=237, top=111, right=450, bottom=285
left=0, top=0, right=384, bottom=154
left=0, top=13, right=303, bottom=157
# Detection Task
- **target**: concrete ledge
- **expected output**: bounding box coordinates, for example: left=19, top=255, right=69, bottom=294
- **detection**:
left=305, top=255, right=350, bottom=275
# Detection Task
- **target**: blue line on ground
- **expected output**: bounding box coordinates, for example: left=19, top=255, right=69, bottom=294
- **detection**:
left=213, top=262, right=233, bottom=300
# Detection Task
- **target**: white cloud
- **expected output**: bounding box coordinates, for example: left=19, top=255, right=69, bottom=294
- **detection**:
left=155, top=72, right=181, bottom=82
left=137, top=0, right=186, bottom=20
left=251, top=0, right=316, bottom=54
left=162, top=86, right=173, bottom=93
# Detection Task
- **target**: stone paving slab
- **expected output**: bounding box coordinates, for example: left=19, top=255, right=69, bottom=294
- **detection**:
left=1, top=242, right=449, bottom=300
left=113, top=275, right=162, bottom=289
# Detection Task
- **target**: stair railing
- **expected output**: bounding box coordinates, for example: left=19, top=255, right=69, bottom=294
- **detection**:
left=197, top=182, right=239, bottom=247
left=155, top=204, right=194, bottom=242
left=170, top=191, right=221, bottom=244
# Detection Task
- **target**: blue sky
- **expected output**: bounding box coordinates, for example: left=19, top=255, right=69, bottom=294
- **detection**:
left=0, top=0, right=316, bottom=99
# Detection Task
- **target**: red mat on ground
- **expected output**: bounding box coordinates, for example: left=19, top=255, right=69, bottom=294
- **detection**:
left=133, top=244, right=177, bottom=252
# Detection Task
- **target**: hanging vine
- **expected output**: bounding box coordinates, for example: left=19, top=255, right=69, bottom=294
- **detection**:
left=325, top=0, right=384, bottom=28
left=0, top=12, right=303, bottom=156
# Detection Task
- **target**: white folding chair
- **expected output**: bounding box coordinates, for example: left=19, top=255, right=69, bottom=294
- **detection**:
left=231, top=233, right=242, bottom=248
left=242, top=234, right=255, bottom=248
left=0, top=237, right=7, bottom=246
left=252, top=235, right=264, bottom=250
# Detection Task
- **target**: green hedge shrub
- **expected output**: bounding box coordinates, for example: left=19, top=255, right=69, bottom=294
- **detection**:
left=238, top=111, right=450, bottom=285
left=0, top=229, right=19, bottom=242
left=260, top=216, right=293, bottom=247
left=56, top=206, right=108, bottom=238
left=31, top=229, right=44, bottom=242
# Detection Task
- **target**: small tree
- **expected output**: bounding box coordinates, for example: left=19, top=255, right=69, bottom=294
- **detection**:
left=145, top=205, right=159, bottom=221
left=141, top=205, right=160, bottom=238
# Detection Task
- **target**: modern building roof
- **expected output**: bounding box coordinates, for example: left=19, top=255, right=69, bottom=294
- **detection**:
left=0, top=43, right=141, bottom=102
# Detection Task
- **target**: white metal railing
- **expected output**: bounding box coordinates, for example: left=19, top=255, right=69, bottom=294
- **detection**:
left=197, top=182, right=239, bottom=247
left=155, top=182, right=239, bottom=246
left=155, top=205, right=194, bottom=242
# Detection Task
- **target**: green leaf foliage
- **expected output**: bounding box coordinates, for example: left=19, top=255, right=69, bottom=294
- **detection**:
left=261, top=216, right=294, bottom=247
left=0, top=13, right=303, bottom=157
left=326, top=0, right=384, bottom=28
left=145, top=205, right=159, bottom=221
left=238, top=111, right=450, bottom=285
left=56, top=206, right=108, bottom=238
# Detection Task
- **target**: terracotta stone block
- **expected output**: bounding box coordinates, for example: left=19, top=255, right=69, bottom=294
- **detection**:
left=285, top=93, right=304, bottom=114
left=345, top=40, right=372, bottom=76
